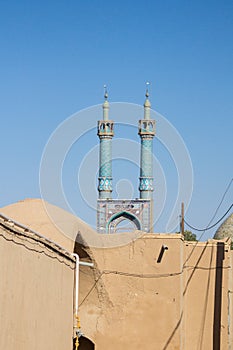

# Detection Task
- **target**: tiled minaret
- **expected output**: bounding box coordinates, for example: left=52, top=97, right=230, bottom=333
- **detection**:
left=97, top=85, right=155, bottom=233
left=97, top=86, right=114, bottom=199
left=138, top=83, right=156, bottom=200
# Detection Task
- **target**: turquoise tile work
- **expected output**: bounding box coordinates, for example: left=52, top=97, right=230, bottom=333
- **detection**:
left=97, top=87, right=155, bottom=233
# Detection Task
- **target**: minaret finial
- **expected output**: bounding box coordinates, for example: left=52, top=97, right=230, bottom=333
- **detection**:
left=104, top=84, right=108, bottom=100
left=103, top=84, right=109, bottom=120
left=144, top=81, right=151, bottom=119
left=145, top=81, right=150, bottom=98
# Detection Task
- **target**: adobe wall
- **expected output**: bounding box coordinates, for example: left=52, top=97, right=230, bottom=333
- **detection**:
left=78, top=234, right=231, bottom=350
left=79, top=234, right=184, bottom=349
left=183, top=240, right=231, bottom=350
left=1, top=213, right=231, bottom=350
left=0, top=223, right=75, bottom=350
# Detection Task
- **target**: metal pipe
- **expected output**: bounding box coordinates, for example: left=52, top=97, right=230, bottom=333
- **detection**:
left=72, top=254, right=94, bottom=318
left=79, top=261, right=94, bottom=267
left=72, top=253, right=80, bottom=317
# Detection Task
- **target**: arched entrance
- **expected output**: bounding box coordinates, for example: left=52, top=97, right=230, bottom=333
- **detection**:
left=107, top=211, right=141, bottom=233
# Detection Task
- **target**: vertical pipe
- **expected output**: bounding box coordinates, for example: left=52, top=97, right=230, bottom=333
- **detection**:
left=72, top=255, right=94, bottom=320
left=72, top=253, right=80, bottom=318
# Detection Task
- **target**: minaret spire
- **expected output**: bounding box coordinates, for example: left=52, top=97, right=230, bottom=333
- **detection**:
left=144, top=82, right=151, bottom=120
left=97, top=86, right=114, bottom=200
left=104, top=84, right=108, bottom=99
left=103, top=85, right=109, bottom=121
left=145, top=81, right=149, bottom=97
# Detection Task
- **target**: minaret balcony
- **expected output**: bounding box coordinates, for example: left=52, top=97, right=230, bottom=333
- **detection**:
left=138, top=119, right=155, bottom=136
left=97, top=120, right=114, bottom=137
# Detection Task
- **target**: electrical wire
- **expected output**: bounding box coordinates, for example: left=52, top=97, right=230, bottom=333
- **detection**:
left=78, top=273, right=104, bottom=307
left=102, top=269, right=183, bottom=279
left=80, top=180, right=233, bottom=309
left=184, top=177, right=233, bottom=235
left=206, top=178, right=233, bottom=226
left=78, top=263, right=230, bottom=308
left=79, top=178, right=233, bottom=307
left=183, top=178, right=233, bottom=266
left=184, top=204, right=233, bottom=232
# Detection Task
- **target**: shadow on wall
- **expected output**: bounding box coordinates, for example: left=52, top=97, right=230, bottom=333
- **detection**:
left=73, top=336, right=95, bottom=350
left=213, top=242, right=225, bottom=350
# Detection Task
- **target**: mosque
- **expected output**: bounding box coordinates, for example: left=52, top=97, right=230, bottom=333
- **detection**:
left=97, top=85, right=155, bottom=233
left=0, top=89, right=233, bottom=350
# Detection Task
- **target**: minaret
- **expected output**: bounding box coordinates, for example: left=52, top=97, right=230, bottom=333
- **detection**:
left=138, top=83, right=156, bottom=200
left=97, top=86, right=114, bottom=199
left=97, top=85, right=155, bottom=234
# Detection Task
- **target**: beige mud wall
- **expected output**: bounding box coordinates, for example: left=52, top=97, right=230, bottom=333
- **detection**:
left=79, top=234, right=184, bottom=350
left=78, top=235, right=231, bottom=350
left=1, top=198, right=231, bottom=350
left=0, top=224, right=75, bottom=350
left=183, top=240, right=231, bottom=350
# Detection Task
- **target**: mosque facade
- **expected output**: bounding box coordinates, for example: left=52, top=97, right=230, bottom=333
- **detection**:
left=97, top=87, right=155, bottom=233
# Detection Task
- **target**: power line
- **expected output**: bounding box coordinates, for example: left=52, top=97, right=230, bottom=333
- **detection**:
left=78, top=264, right=230, bottom=308
left=184, top=203, right=233, bottom=232
left=207, top=178, right=233, bottom=226
left=184, top=177, right=233, bottom=235
left=80, top=180, right=233, bottom=308
left=102, top=269, right=183, bottom=279
left=183, top=178, right=233, bottom=265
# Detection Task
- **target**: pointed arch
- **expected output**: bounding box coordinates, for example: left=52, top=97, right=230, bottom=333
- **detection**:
left=107, top=211, right=141, bottom=233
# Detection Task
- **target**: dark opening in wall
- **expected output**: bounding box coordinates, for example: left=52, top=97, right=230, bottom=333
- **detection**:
left=73, top=335, right=95, bottom=350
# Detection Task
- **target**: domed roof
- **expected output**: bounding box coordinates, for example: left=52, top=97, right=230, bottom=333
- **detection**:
left=0, top=198, right=144, bottom=249
left=214, top=213, right=233, bottom=240
left=0, top=198, right=96, bottom=251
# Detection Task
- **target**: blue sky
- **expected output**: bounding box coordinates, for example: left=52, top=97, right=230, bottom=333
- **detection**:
left=0, top=0, right=232, bottom=240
